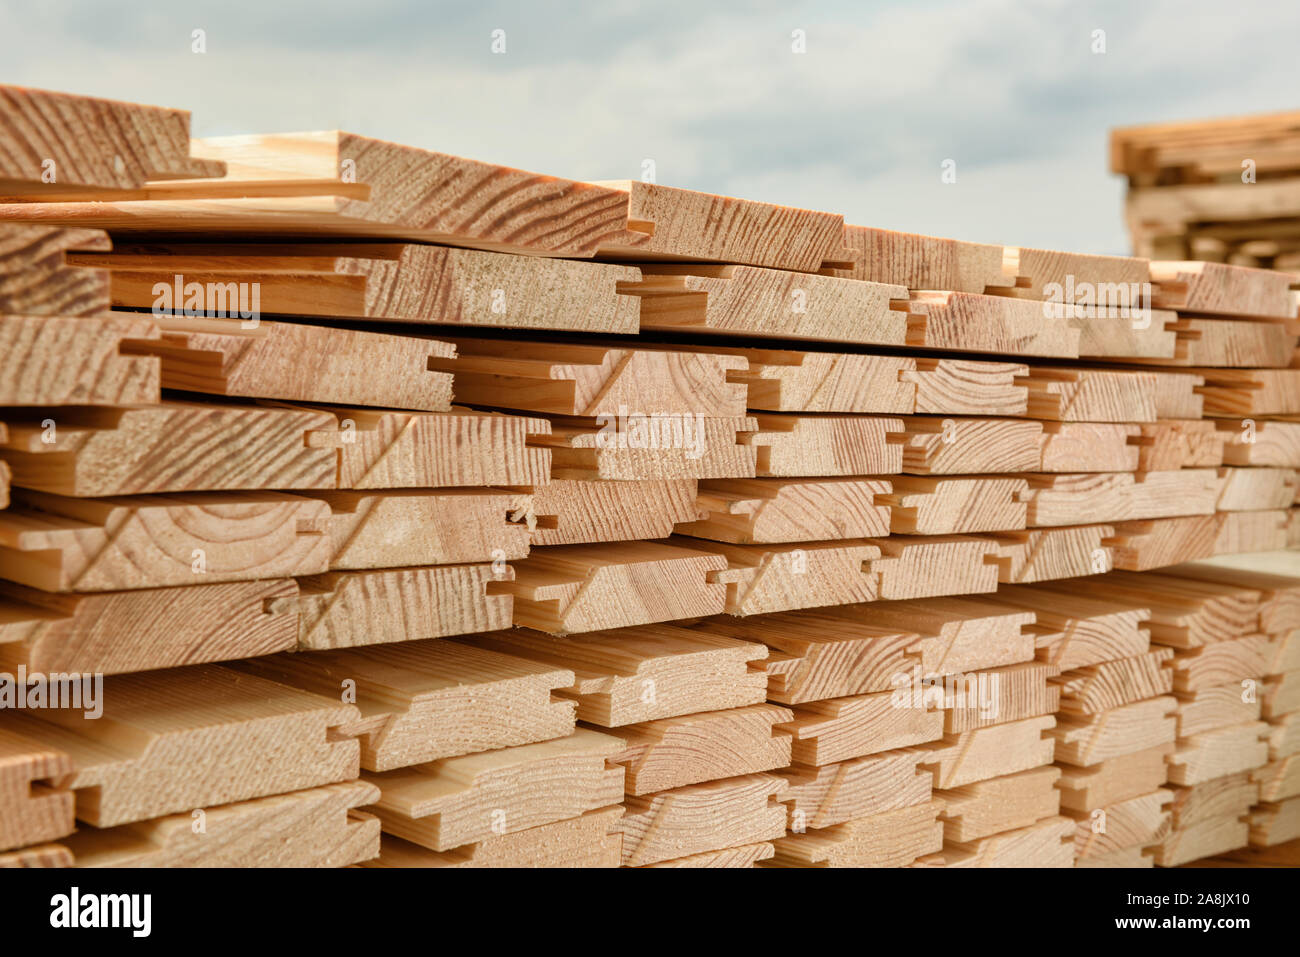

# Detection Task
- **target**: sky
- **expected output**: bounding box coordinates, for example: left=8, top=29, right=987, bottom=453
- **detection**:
left=2, top=0, right=1297, bottom=255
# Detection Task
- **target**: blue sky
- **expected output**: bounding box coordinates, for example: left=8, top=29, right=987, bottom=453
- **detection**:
left=3, top=0, right=1297, bottom=254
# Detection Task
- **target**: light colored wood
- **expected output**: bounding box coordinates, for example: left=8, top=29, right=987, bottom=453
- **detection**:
left=839, top=226, right=1015, bottom=292
left=469, top=625, right=766, bottom=726
left=0, top=401, right=338, bottom=496
left=1167, top=633, right=1271, bottom=692
left=611, top=704, right=793, bottom=794
left=1198, top=369, right=1300, bottom=417
left=1051, top=696, right=1178, bottom=766
left=991, top=525, right=1116, bottom=583
left=706, top=347, right=914, bottom=412
left=124, top=317, right=454, bottom=411
left=1269, top=710, right=1300, bottom=761
left=65, top=780, right=380, bottom=868
left=307, top=488, right=530, bottom=569
left=1176, top=682, right=1262, bottom=737
left=764, top=800, right=944, bottom=868
left=912, top=815, right=1075, bottom=868
left=1264, top=669, right=1300, bottom=717
left=295, top=564, right=512, bottom=649
left=644, top=841, right=774, bottom=868
left=524, top=479, right=700, bottom=546
left=1057, top=744, right=1174, bottom=811
left=1126, top=316, right=1298, bottom=368
left=1071, top=569, right=1263, bottom=647
left=880, top=476, right=1027, bottom=534
left=0, top=843, right=73, bottom=868
left=0, top=578, right=297, bottom=675
left=1135, top=420, right=1227, bottom=470
left=1053, top=649, right=1176, bottom=714
left=1153, top=813, right=1250, bottom=867
left=941, top=661, right=1060, bottom=732
left=1217, top=466, right=1299, bottom=511
left=0, top=85, right=223, bottom=189
left=1219, top=419, right=1300, bottom=467
left=434, top=338, right=746, bottom=416
left=909, top=714, right=1056, bottom=788
left=938, top=766, right=1063, bottom=843
left=1001, top=246, right=1151, bottom=301
left=0, top=490, right=330, bottom=591
left=541, top=416, right=757, bottom=481
left=1168, top=722, right=1271, bottom=786
left=0, top=223, right=110, bottom=316
left=990, top=585, right=1151, bottom=670
left=366, top=728, right=625, bottom=852
left=630, top=265, right=908, bottom=345
left=870, top=535, right=1003, bottom=597
left=1067, top=789, right=1172, bottom=859
left=363, top=809, right=622, bottom=868
left=1022, top=470, right=1220, bottom=527
left=232, top=639, right=577, bottom=771
left=745, top=414, right=904, bottom=477
left=901, top=417, right=1043, bottom=474
left=1163, top=562, right=1300, bottom=635
left=1255, top=757, right=1300, bottom=803
left=783, top=692, right=944, bottom=765
left=3, top=664, right=359, bottom=826
left=500, top=541, right=726, bottom=634
left=896, top=291, right=1080, bottom=357
left=1039, top=422, right=1140, bottom=472
left=1023, top=368, right=1158, bottom=422
left=780, top=751, right=932, bottom=829
left=1168, top=771, right=1258, bottom=829
left=681, top=478, right=889, bottom=544
left=909, top=358, right=1030, bottom=415
left=0, top=315, right=159, bottom=406
left=303, top=405, right=552, bottom=490
left=1107, top=511, right=1290, bottom=571
left=1249, top=796, right=1300, bottom=846
left=1074, top=844, right=1153, bottom=867
left=0, top=726, right=73, bottom=852
left=615, top=772, right=789, bottom=867
left=77, top=241, right=645, bottom=333
left=677, top=539, right=881, bottom=615
left=1150, top=260, right=1297, bottom=319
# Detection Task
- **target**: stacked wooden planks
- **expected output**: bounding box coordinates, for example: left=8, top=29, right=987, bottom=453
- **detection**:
left=1113, top=109, right=1300, bottom=271
left=1, top=85, right=1298, bottom=868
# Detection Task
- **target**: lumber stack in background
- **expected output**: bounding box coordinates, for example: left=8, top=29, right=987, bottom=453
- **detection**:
left=0, top=85, right=1298, bottom=868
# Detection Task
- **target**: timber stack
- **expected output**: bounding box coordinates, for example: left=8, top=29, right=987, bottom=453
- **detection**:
left=1, top=85, right=1298, bottom=869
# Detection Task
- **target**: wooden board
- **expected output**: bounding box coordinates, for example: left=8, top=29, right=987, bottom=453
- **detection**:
left=0, top=726, right=73, bottom=852
left=941, top=661, right=1060, bottom=732
left=1107, top=511, right=1290, bottom=571
left=1153, top=813, right=1250, bottom=867
left=644, top=841, right=775, bottom=868
left=1220, top=420, right=1300, bottom=467
left=1198, top=369, right=1300, bottom=417
left=0, top=843, right=73, bottom=868
left=0, top=223, right=110, bottom=316
left=615, top=772, right=788, bottom=867
left=1053, top=649, right=1175, bottom=714
left=1067, top=789, right=1172, bottom=859
left=74, top=241, right=645, bottom=333
left=64, top=781, right=380, bottom=868
left=782, top=692, right=944, bottom=766
left=839, top=226, right=1014, bottom=292
left=1057, top=744, right=1174, bottom=812
left=295, top=564, right=512, bottom=649
left=908, top=715, right=1057, bottom=789
left=524, top=478, right=700, bottom=546
left=467, top=625, right=767, bottom=726
left=500, top=541, right=727, bottom=634
left=1163, top=563, right=1300, bottom=635
left=744, top=414, right=904, bottom=477
left=0, top=490, right=330, bottom=591
left=912, top=815, right=1075, bottom=868
left=1001, top=246, right=1150, bottom=301
left=1168, top=771, right=1257, bottom=829
left=780, top=752, right=932, bottom=830
left=880, top=476, right=1028, bottom=534
left=895, top=291, right=1080, bottom=357
left=1023, top=368, right=1158, bottom=422
left=765, top=800, right=944, bottom=868
left=1051, top=696, right=1178, bottom=766
left=542, top=416, right=756, bottom=481
left=1039, top=422, right=1140, bottom=473
left=1070, top=569, right=1263, bottom=647
left=681, top=478, right=889, bottom=544
left=1135, top=420, right=1228, bottom=470
left=365, top=729, right=625, bottom=852
left=1176, top=682, right=1263, bottom=737
left=1249, top=796, right=1300, bottom=846
left=991, top=525, right=1115, bottom=583
left=611, top=704, right=793, bottom=794
left=362, top=809, right=622, bottom=868
left=630, top=265, right=908, bottom=345
left=0, top=577, right=297, bottom=675
left=125, top=317, right=455, bottom=411
left=901, top=417, right=1043, bottom=474
left=937, top=765, right=1063, bottom=843
left=0, top=315, right=159, bottom=406
left=435, top=338, right=747, bottom=416
left=1167, top=722, right=1271, bottom=786
left=989, top=585, right=1151, bottom=670
left=1150, top=260, right=1297, bottom=320
left=2, top=664, right=359, bottom=826
left=0, top=85, right=223, bottom=189
left=231, top=639, right=576, bottom=771
left=1021, top=471, right=1220, bottom=527
left=1125, top=316, right=1298, bottom=368
left=1166, top=633, right=1270, bottom=692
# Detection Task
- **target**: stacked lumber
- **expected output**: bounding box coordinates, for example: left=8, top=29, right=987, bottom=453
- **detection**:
left=1113, top=109, right=1300, bottom=272
left=1, top=85, right=1297, bottom=869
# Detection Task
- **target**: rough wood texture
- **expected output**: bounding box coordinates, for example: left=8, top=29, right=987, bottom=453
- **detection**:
left=0, top=726, right=73, bottom=852
left=991, top=525, right=1115, bottom=584
left=1023, top=368, right=1158, bottom=423
left=681, top=478, right=889, bottom=544
left=1220, top=420, right=1300, bottom=467
left=500, top=541, right=727, bottom=634
left=870, top=534, right=1004, bottom=597
left=780, top=752, right=932, bottom=832
left=0, top=402, right=338, bottom=496
left=897, top=291, right=1080, bottom=357
left=1002, top=246, right=1150, bottom=301
left=0, top=577, right=297, bottom=675
left=1022, top=470, right=1219, bottom=527
left=839, top=226, right=1015, bottom=293
left=1169, top=772, right=1257, bottom=831
left=365, top=729, right=625, bottom=852
left=1075, top=569, right=1263, bottom=647
left=678, top=539, right=882, bottom=615
left=1050, top=696, right=1178, bottom=766
left=783, top=692, right=944, bottom=766
left=1150, top=260, right=1297, bottom=319
left=630, top=265, right=908, bottom=345
left=1107, top=511, right=1290, bottom=571
left=1176, top=683, right=1262, bottom=737
left=942, top=661, right=1061, bottom=732
left=1057, top=744, right=1173, bottom=812
left=1136, top=420, right=1228, bottom=470
left=468, top=625, right=767, bottom=726
left=542, top=415, right=756, bottom=481
left=615, top=772, right=789, bottom=866
left=1198, top=369, right=1300, bottom=417
left=0, top=223, right=110, bottom=316
left=1249, top=797, right=1300, bottom=846
left=611, top=704, right=793, bottom=794
left=765, top=800, right=945, bottom=868
left=232, top=639, right=577, bottom=771
left=1053, top=649, right=1175, bottom=714
left=712, top=347, right=917, bottom=412
left=0, top=490, right=330, bottom=591
left=0, top=315, right=159, bottom=406
left=524, top=479, right=700, bottom=546
left=123, top=317, right=454, bottom=411
left=2, top=664, right=359, bottom=826
left=64, top=781, right=380, bottom=868
left=909, top=715, right=1056, bottom=789
left=0, top=843, right=73, bottom=868
left=0, top=85, right=223, bottom=189
left=901, top=417, right=1043, bottom=474
left=76, top=241, right=645, bottom=333
left=1039, top=422, right=1140, bottom=473
left=937, top=765, right=1063, bottom=843
left=1068, top=789, right=1172, bottom=859
left=746, top=414, right=904, bottom=477
left=1167, top=722, right=1270, bottom=786
left=447, top=339, right=745, bottom=415
left=1167, top=633, right=1270, bottom=692
left=295, top=564, right=512, bottom=649
left=882, top=476, right=1028, bottom=534
left=990, top=585, right=1151, bottom=670
left=363, top=809, right=622, bottom=868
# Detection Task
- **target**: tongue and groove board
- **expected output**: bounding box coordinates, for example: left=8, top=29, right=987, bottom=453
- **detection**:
left=0, top=224, right=111, bottom=317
